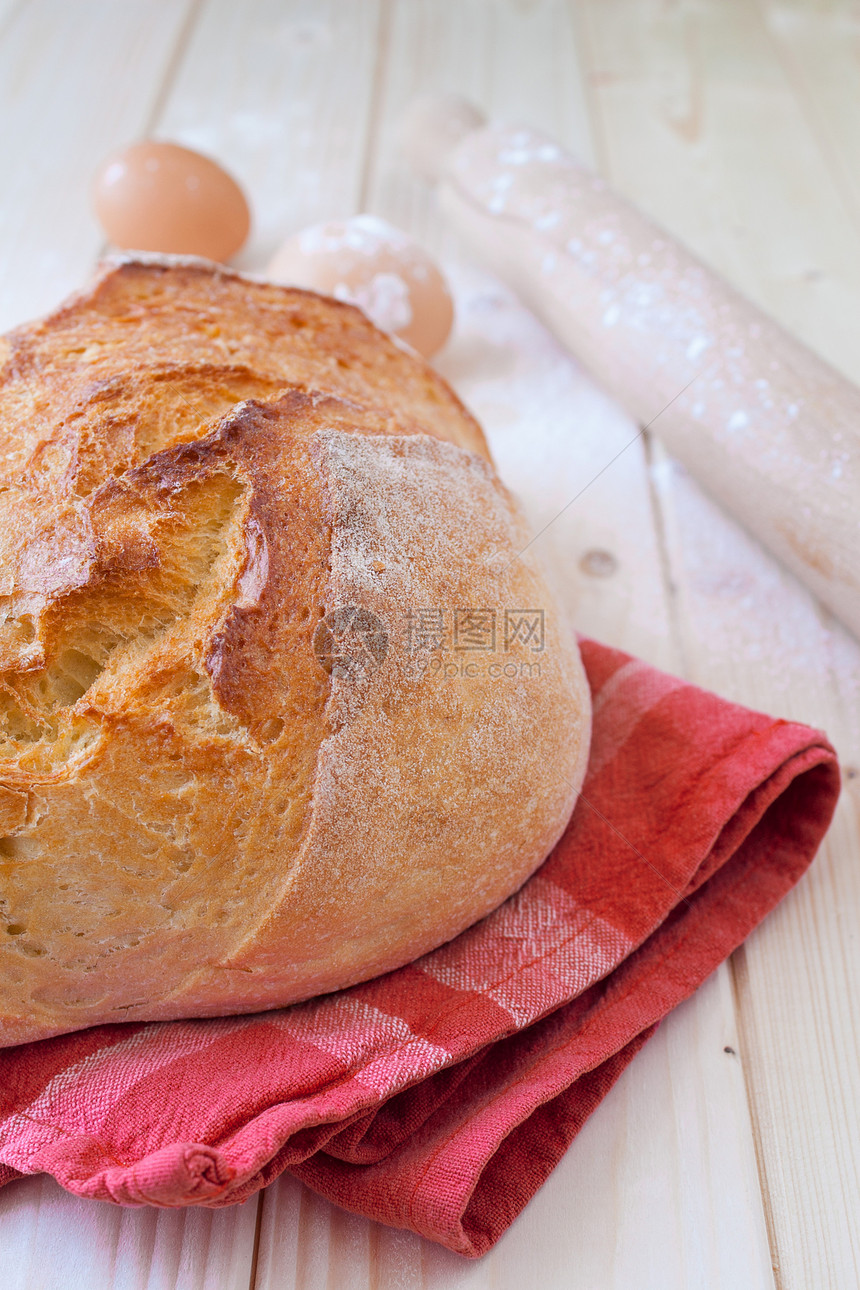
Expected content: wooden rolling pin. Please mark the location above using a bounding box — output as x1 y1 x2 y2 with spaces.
401 97 860 641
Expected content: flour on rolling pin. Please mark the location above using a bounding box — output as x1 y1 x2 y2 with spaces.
401 97 860 643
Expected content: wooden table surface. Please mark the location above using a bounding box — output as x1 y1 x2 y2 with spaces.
1 2 859 1287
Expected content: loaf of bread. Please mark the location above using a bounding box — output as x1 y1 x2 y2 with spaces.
0 256 590 1046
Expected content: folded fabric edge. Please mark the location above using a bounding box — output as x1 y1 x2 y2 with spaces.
290 746 840 1256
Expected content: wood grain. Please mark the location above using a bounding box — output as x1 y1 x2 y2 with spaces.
649 444 860 1290
0 1 856 1286
761 0 860 265
4 1176 259 1290
152 0 383 270
0 1173 259 1290
0 0 198 331
363 0 594 259
580 1 860 1284
577 0 860 384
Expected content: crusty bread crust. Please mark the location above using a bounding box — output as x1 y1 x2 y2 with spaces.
0 259 590 1046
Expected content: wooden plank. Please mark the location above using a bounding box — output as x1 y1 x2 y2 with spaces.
153 0 383 269
0 1173 259 1290
579 1 860 1284
363 0 595 259
649 446 860 1290
254 261 774 1287
576 0 860 383
0 0 198 331
760 0 860 292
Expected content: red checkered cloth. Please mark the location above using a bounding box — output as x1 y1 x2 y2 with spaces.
0 639 839 1257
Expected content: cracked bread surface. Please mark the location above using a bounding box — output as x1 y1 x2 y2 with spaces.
0 257 590 1046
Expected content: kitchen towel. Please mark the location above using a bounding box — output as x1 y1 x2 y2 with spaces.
0 638 840 1257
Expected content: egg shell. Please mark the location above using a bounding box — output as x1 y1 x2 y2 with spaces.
93 141 251 263
267 215 454 359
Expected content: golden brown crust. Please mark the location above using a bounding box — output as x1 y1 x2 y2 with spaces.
0 259 589 1046
0 255 488 496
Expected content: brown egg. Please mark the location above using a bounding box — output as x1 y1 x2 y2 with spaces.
93 141 250 263
267 215 454 358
